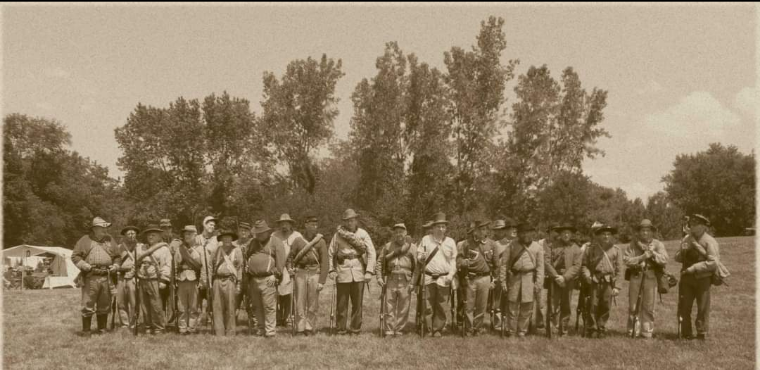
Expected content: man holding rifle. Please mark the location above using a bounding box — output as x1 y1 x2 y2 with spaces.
376 223 416 337
457 220 496 336
415 212 457 338
160 219 181 331
287 215 329 336
234 222 256 332
328 209 376 336
624 219 668 339
499 222 543 338
246 220 286 338
135 224 172 335
116 226 141 332
490 218 516 332
72 217 122 336
197 216 219 327
174 225 203 335
580 223 624 338
544 224 582 337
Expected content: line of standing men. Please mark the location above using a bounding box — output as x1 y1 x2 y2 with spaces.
73 210 721 341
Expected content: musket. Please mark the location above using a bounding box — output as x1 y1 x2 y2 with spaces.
450 284 457 333
109 270 116 331
201 238 214 329
546 246 553 338
488 284 494 332
677 277 683 340
379 284 387 337
329 276 336 335
133 254 141 336
630 267 647 338
169 243 178 332
291 269 297 337
575 285 584 334
460 243 470 338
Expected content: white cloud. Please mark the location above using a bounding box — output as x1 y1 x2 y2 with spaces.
643 91 741 139
733 86 756 119
43 67 72 79
636 80 664 95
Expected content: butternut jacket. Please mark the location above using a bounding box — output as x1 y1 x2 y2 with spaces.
623 239 668 271
135 243 172 283
581 243 624 288
456 238 497 276
499 240 544 303
117 243 142 280
675 233 719 279
287 235 329 285
376 241 417 283
72 234 121 270
328 227 376 284
544 243 583 285
246 235 286 278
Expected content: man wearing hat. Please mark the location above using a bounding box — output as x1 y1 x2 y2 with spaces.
457 220 497 336
174 225 203 335
544 224 583 336
115 226 142 331
234 222 256 330
246 220 286 337
580 223 624 338
272 213 305 327
196 215 219 326
581 221 604 257
159 218 181 331
490 218 516 330
535 225 559 330
624 219 668 339
210 228 244 336
675 214 720 340
71 217 122 336
287 215 329 336
415 212 457 337
376 223 417 336
328 209 377 335
499 223 544 337
135 224 173 334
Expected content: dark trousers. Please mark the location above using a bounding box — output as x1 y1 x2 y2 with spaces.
336 281 364 333
679 275 711 336
277 294 292 325
426 283 451 333
585 281 612 333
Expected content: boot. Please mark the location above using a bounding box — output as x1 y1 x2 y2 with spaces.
82 316 92 337
95 314 107 334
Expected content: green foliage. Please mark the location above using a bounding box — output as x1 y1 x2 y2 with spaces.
663 143 755 236
3 114 122 247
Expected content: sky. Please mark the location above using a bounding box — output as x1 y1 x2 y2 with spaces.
3 3 757 202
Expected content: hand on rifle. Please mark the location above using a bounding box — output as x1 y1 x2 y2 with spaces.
317 283 324 292
328 270 337 280
489 281 495 290
364 272 373 281
644 250 653 259
555 276 566 288
108 264 119 273
159 282 167 290
611 288 619 297
377 277 385 288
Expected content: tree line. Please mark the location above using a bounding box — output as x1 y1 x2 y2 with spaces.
3 16 755 249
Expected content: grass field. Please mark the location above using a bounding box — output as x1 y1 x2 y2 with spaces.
3 237 755 369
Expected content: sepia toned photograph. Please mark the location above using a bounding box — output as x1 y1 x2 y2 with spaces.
1 3 756 369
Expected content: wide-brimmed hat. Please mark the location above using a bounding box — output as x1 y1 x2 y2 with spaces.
590 221 603 230
689 214 711 227
422 221 434 229
276 214 296 224
593 224 618 235
516 223 536 233
238 222 252 230
160 219 172 228
553 224 577 233
120 225 139 235
430 212 449 225
141 224 163 236
392 223 407 231
635 219 657 231
305 215 318 223
342 209 359 220
491 220 507 230
217 229 238 241
182 225 198 234
91 217 111 229
251 220 272 235
469 220 490 233
504 218 518 229
203 216 217 226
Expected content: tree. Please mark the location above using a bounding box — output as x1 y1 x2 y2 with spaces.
349 42 408 224
444 16 518 214
4 114 123 247
663 143 755 236
261 55 344 193
646 191 684 240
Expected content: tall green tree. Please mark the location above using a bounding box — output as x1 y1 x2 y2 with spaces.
645 191 684 240
663 143 755 236
444 16 518 214
261 54 344 194
4 114 122 247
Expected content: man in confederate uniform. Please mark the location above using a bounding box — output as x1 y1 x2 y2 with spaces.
72 217 122 336
499 223 544 338
376 223 416 336
287 215 329 336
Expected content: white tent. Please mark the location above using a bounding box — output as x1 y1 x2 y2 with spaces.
2 245 80 289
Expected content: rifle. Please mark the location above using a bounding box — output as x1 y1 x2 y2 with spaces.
109 270 116 331
575 285 584 334
546 276 553 338
329 276 336 335
201 239 214 329
133 259 141 336
677 277 683 340
240 241 253 335
460 243 470 338
630 268 647 338
450 284 457 334
417 251 429 338
488 285 494 332
169 244 178 332
379 284 387 337
291 271 297 337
